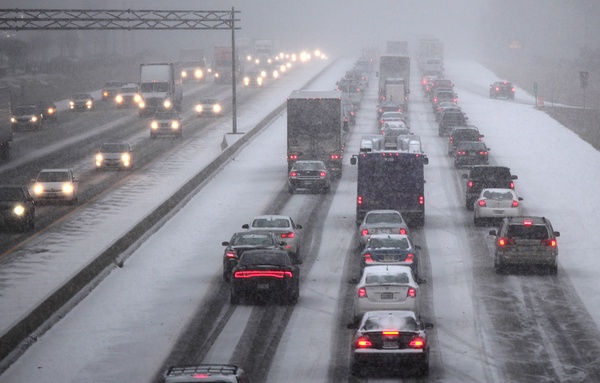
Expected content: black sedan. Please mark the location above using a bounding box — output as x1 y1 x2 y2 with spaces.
454 141 490 168
230 249 299 305
288 160 331 194
0 185 35 232
351 310 433 377
221 231 285 281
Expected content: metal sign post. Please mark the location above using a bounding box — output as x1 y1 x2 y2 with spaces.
580 71 589 110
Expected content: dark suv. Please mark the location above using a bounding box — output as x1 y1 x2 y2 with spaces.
447 126 484 155
438 109 468 136
162 365 250 383
489 217 559 274
0 185 35 232
461 165 518 210
490 81 515 99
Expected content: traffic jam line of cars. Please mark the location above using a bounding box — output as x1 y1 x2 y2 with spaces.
423 70 560 275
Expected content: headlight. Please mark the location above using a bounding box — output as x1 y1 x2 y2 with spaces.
103 91 108 97
13 204 25 217
134 94 142 103
215 72 220 78
86 100 93 106
243 77 250 86
181 70 188 78
62 183 74 195
48 108 55 114
31 116 38 122
96 153 103 162
171 121 180 129
10 117 15 123
272 70 279 79
257 77 263 86
115 95 123 103
33 183 44 195
213 104 222 113
69 101 75 106
195 104 203 113
163 99 172 109
260 70 267 78
194 69 203 79
139 101 146 109
121 153 131 162
151 121 158 129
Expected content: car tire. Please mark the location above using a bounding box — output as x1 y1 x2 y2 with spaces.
548 264 558 275
494 258 504 274
288 186 294 194
223 270 231 282
466 198 475 211
322 186 330 194
230 291 240 305
474 217 481 226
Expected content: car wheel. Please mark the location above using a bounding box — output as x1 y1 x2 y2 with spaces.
288 186 294 194
230 290 240 304
150 133 156 139
417 360 430 376
322 186 330 194
223 270 231 282
548 264 558 275
466 198 475 211
474 217 481 226
494 258 504 274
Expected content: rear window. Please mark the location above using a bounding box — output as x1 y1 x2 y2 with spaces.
238 251 289 266
363 314 418 332
252 218 290 228
365 272 409 284
368 237 409 250
365 212 402 224
453 129 480 139
507 224 549 240
470 167 511 179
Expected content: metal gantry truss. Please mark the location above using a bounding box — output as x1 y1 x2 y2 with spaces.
0 8 242 132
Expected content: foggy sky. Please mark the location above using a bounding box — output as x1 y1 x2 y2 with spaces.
2 0 599 61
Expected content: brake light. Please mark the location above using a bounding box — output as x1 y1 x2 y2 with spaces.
496 87 500 91
192 374 211 378
330 154 340 160
281 232 295 239
468 180 474 188
361 229 369 236
234 270 293 279
457 150 466 156
383 331 399 336
511 200 519 207
290 171 298 178
409 337 426 349
363 253 374 263
498 237 515 246
405 253 414 263
226 251 237 259
479 151 488 155
320 171 327 177
399 228 407 235
407 287 416 298
288 154 298 160
523 219 533 226
358 287 367 298
510 181 515 189
433 97 438 103
419 195 424 205
541 239 557 247
357 195 363 205
449 137 453 143
478 199 486 207
356 336 372 348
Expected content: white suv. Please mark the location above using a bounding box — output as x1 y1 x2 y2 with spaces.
32 168 78 204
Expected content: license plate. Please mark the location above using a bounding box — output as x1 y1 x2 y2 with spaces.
383 255 396 262
381 292 394 300
257 283 270 290
383 341 398 349
493 210 505 214
469 153 476 156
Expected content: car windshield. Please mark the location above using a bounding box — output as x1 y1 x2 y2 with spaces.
201 99 217 104
507 224 549 240
365 272 409 284
154 112 178 119
482 190 513 200
100 144 129 153
231 235 274 247
363 314 419 332
252 218 290 228
382 112 403 119
0 187 24 201
365 212 402 224
15 106 37 114
120 87 137 93
73 94 90 100
37 171 70 182
238 252 288 266
369 237 410 249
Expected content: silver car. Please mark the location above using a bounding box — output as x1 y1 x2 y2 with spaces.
31 168 78 204
242 215 302 263
473 188 522 226
489 216 560 274
357 210 410 247
95 143 133 170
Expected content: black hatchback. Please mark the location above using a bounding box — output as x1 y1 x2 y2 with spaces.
0 185 35 232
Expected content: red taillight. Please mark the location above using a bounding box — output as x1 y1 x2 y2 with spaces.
468 181 474 188
523 219 533 226
511 200 519 207
320 171 327 177
290 171 298 178
479 151 488 155
358 287 367 298
541 239 557 247
363 253 374 263
380 119 384 125
330 154 340 160
498 237 515 247
356 336 372 348
399 228 407 235
419 195 424 205
407 287 416 298
449 137 453 143
281 232 295 239
409 336 426 349
510 181 515 189
226 251 237 259
233 270 293 279
457 150 466 156
478 199 486 207
361 229 369 236
288 154 298 160
496 87 500 91
192 374 211 378
357 195 363 205
405 253 414 263
511 88 515 92
433 97 438 103
453 98 457 103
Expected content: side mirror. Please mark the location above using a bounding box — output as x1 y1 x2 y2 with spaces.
554 231 560 237
280 241 287 246
242 224 249 229
415 245 422 250
222 241 229 246
518 197 523 201
511 175 519 180
350 156 357 165
349 277 359 284
424 323 434 330
347 322 357 330
295 224 303 229
417 278 427 284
